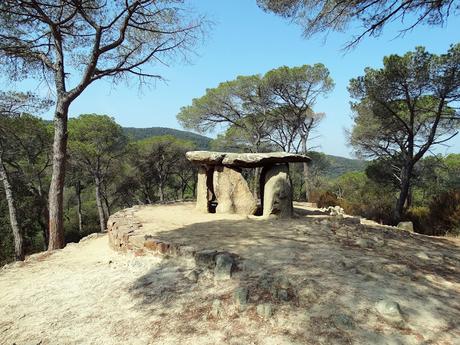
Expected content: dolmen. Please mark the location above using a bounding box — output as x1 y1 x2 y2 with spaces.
186 151 311 218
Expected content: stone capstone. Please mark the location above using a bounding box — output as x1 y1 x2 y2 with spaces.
261 164 293 218
186 151 310 168
213 166 257 215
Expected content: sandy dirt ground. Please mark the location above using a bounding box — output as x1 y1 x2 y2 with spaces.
1 202 459 345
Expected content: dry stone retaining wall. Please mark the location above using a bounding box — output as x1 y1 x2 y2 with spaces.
107 206 239 279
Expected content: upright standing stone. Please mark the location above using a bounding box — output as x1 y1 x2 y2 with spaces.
213 166 257 215
262 164 293 218
195 166 209 213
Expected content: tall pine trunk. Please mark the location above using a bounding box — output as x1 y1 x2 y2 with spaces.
301 136 310 201
159 183 165 202
94 175 107 232
36 185 49 250
395 163 413 223
48 101 69 250
0 155 24 261
41 203 50 250
102 192 111 220
252 167 259 199
75 180 83 234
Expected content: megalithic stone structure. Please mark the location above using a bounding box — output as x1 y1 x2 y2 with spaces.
186 151 310 218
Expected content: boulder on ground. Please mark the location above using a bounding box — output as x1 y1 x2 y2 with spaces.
397 221 414 232
375 300 404 326
262 164 293 218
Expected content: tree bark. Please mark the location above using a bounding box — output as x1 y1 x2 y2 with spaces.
40 204 50 250
48 101 69 250
181 183 186 200
301 135 310 201
158 183 165 202
0 155 24 261
395 163 413 222
252 167 259 199
75 180 83 234
101 189 110 221
94 175 107 232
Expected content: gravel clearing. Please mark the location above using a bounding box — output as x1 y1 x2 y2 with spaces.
1 203 459 345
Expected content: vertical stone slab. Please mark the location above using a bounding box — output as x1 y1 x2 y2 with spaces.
262 164 293 218
195 166 209 213
213 166 257 215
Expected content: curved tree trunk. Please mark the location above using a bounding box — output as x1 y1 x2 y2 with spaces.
0 155 24 261
48 102 69 250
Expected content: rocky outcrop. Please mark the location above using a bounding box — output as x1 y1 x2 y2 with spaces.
261 164 293 218
213 166 257 215
186 151 310 168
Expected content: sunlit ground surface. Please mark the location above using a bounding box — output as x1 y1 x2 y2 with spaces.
1 203 459 345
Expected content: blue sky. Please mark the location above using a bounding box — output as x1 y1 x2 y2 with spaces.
4 1 460 157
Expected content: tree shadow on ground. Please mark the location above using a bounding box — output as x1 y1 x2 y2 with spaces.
127 214 460 344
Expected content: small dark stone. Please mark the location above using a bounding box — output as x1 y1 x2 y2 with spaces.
277 289 289 301
234 287 249 309
332 313 356 330
194 249 218 269
214 253 234 280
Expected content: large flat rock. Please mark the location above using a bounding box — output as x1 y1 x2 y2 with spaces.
186 151 311 167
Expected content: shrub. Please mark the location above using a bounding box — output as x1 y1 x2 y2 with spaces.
406 191 460 236
428 190 460 236
311 191 339 208
406 206 431 234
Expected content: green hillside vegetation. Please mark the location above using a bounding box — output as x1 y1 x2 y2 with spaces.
123 127 211 150
124 126 367 178
324 154 367 178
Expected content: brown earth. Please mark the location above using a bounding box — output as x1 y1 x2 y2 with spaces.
1 202 459 345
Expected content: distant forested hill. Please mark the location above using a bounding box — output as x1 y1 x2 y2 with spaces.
122 127 211 149
122 126 366 177
325 154 367 178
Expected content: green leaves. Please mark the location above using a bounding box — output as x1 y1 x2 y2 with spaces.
68 114 127 175
177 64 334 153
349 44 460 161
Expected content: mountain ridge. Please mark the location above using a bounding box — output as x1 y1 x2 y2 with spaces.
122 126 367 177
